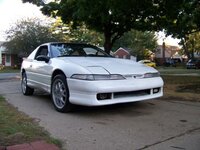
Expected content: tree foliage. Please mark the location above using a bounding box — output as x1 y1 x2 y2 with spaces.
22 0 200 57
180 32 200 58
51 17 104 46
153 0 200 59
113 30 157 60
160 0 200 37
22 0 158 53
3 18 61 56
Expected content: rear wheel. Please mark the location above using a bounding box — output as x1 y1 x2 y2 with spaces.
51 74 73 112
21 72 34 95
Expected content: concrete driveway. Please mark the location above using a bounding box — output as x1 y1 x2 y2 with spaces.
0 79 200 150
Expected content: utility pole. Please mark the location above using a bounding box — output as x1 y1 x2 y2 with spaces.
162 41 166 65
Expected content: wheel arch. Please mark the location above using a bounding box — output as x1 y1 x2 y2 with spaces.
21 68 26 75
21 68 34 95
51 69 66 83
51 70 73 112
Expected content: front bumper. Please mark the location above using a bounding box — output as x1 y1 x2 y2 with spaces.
67 77 164 106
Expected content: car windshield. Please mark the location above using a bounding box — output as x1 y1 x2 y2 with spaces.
50 43 110 58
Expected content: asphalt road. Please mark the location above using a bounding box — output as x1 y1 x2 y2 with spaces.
0 79 200 150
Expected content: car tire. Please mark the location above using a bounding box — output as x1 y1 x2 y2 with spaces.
51 74 73 112
21 72 34 95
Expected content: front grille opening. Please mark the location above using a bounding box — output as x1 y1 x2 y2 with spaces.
97 93 112 100
114 89 151 99
97 88 159 101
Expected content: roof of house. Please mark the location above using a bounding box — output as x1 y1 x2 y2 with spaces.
0 42 10 54
114 47 131 55
157 45 180 51
0 41 4 46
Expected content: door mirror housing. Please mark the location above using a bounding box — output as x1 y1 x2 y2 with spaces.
36 55 50 63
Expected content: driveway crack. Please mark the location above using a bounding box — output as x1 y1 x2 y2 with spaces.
137 127 200 150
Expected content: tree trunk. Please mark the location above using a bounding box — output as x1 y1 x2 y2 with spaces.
181 38 191 59
103 33 113 54
191 39 195 59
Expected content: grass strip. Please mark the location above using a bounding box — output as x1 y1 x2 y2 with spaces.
0 67 20 73
162 75 200 102
0 95 62 148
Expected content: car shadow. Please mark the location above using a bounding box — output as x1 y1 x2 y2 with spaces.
32 91 157 117
72 101 155 116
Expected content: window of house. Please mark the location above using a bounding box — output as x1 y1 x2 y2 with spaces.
6 54 10 63
157 48 161 54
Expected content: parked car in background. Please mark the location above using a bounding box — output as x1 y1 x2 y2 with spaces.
186 59 200 69
21 42 163 112
138 60 156 68
164 59 176 67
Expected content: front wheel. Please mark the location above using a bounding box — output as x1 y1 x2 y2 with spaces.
51 74 73 112
21 72 34 95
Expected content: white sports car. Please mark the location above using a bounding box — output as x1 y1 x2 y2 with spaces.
21 42 164 112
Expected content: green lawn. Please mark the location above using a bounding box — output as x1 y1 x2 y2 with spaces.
0 96 62 148
0 67 20 73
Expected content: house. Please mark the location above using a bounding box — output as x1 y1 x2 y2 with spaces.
155 43 181 65
0 42 18 67
113 47 136 61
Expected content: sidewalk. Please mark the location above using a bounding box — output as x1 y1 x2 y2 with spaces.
0 141 60 150
0 73 20 80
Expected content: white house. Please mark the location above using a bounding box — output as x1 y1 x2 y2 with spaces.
0 42 4 65
155 44 181 64
0 41 17 67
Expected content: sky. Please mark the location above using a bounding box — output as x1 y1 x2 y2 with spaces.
0 0 180 46
0 0 46 41
156 31 180 47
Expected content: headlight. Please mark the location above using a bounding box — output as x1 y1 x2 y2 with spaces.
143 72 160 78
71 74 125 80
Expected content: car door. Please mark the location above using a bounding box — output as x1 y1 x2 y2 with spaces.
30 45 52 91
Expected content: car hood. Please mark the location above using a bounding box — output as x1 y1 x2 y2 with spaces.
62 57 158 75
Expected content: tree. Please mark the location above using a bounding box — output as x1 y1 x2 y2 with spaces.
22 0 200 57
3 18 62 56
155 0 200 59
51 17 104 46
180 32 200 58
113 30 157 60
22 0 159 54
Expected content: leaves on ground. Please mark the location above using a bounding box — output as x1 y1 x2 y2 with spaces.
162 75 200 102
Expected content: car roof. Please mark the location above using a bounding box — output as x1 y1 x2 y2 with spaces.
41 42 92 46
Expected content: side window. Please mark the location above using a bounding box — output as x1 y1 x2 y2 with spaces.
35 46 49 59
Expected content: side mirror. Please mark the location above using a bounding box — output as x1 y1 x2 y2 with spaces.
36 55 50 63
